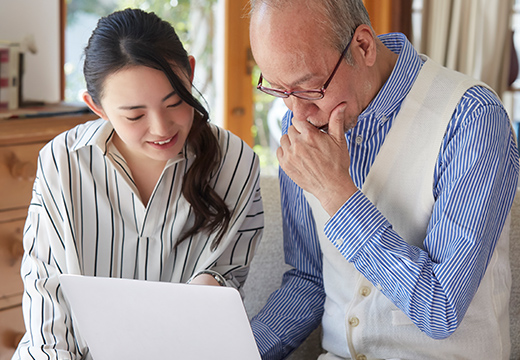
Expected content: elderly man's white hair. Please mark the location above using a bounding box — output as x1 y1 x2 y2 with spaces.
249 0 372 54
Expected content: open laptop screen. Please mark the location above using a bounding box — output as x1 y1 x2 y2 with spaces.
60 274 261 360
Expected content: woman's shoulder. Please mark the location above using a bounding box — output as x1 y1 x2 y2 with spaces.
40 118 107 155
208 123 256 156
207 123 259 175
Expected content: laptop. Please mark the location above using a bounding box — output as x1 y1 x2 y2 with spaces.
59 274 261 360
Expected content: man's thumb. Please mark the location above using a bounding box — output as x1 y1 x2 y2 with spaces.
328 102 347 142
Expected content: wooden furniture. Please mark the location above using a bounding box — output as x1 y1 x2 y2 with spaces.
0 111 97 359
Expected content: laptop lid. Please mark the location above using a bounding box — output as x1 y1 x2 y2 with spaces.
59 274 261 360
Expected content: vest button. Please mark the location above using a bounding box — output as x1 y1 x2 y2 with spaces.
348 316 360 327
356 355 367 360
359 286 371 297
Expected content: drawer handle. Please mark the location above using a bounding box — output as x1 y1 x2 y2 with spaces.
1 329 25 349
8 153 36 181
0 237 24 266
8 238 24 266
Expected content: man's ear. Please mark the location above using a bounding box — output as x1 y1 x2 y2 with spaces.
351 24 377 68
82 91 108 120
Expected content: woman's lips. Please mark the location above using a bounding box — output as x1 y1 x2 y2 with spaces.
148 135 177 149
153 137 173 145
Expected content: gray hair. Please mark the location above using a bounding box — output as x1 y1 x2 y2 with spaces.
249 0 372 54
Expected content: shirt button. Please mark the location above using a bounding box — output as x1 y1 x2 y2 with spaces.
348 316 360 327
356 355 367 360
359 286 371 297
336 238 344 246
355 135 363 145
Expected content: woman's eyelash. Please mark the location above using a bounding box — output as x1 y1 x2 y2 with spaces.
168 99 183 108
124 99 182 120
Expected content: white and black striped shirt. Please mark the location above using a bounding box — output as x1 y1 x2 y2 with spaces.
14 119 263 359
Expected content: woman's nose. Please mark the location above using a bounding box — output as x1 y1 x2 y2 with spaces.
149 111 171 135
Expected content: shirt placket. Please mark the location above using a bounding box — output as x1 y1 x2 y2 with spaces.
344 275 374 360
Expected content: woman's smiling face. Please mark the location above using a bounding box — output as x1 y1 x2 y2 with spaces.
85 61 195 166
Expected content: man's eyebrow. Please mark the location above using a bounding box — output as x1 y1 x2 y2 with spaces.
117 91 178 110
264 73 315 89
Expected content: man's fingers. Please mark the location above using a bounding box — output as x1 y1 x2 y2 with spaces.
291 116 313 134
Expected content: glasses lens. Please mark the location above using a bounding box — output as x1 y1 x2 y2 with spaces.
259 87 289 98
292 91 324 100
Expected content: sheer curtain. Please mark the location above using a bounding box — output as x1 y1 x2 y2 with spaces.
420 0 513 96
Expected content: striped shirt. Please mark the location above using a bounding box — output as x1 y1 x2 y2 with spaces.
251 33 520 359
14 119 264 360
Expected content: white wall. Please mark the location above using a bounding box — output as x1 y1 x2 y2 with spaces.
0 0 61 103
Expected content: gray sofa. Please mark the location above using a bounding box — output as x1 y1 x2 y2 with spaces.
243 175 520 360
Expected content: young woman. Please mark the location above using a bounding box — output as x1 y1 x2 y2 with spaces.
13 8 263 359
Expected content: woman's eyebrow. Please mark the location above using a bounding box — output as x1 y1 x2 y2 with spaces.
118 104 145 110
162 90 177 102
117 91 178 110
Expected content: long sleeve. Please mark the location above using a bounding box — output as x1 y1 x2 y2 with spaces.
201 146 264 291
324 87 520 339
250 33 519 359
251 169 325 360
14 159 86 359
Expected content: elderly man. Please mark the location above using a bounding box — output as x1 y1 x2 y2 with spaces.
248 0 519 359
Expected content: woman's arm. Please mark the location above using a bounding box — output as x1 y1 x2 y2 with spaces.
14 155 85 360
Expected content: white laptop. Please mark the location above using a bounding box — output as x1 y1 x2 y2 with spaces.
60 274 261 360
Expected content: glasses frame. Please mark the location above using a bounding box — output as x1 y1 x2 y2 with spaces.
256 37 353 101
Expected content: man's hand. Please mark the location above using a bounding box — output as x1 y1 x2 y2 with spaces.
277 103 358 216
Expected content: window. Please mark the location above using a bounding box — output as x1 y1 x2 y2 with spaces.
64 0 224 125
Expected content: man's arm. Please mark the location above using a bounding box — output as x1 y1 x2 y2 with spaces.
324 88 520 338
251 169 325 360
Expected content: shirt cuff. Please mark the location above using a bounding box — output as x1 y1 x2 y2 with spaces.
324 190 388 261
250 319 285 360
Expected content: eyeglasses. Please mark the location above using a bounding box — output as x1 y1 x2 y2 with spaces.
256 37 353 101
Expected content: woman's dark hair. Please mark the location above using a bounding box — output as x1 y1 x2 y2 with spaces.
84 8 230 250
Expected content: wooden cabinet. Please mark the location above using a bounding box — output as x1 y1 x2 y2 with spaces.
0 112 97 358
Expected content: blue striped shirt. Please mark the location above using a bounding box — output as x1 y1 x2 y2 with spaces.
251 33 520 359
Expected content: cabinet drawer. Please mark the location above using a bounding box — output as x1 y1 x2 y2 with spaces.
0 306 25 360
0 142 44 212
0 219 25 301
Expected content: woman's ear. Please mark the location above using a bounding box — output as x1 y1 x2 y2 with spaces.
188 55 196 83
82 91 108 120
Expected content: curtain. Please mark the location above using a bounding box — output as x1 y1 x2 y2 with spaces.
420 0 513 96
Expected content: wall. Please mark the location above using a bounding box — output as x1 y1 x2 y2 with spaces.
0 0 61 103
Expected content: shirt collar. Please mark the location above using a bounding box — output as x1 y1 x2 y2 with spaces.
359 32 424 125
70 119 115 154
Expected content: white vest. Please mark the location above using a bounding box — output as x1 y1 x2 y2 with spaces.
304 57 511 360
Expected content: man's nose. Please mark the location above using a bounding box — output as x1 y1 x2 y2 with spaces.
284 96 316 121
